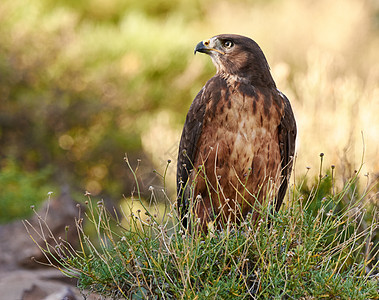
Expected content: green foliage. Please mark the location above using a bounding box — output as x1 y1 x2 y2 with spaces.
0 0 200 200
24 160 379 299
0 159 54 223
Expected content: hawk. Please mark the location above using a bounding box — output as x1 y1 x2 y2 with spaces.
177 34 296 231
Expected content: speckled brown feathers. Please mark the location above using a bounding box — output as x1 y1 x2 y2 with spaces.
177 34 296 231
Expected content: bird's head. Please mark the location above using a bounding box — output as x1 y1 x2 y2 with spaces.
194 34 275 87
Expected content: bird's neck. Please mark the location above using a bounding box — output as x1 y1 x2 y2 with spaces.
220 72 250 86
219 72 276 89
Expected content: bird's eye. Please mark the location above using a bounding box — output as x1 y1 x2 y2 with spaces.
223 40 234 48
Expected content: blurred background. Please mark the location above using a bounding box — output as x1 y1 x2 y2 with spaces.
1 0 379 223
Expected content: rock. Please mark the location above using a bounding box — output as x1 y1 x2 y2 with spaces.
0 269 78 300
0 187 80 270
41 287 77 300
23 284 48 300
0 189 111 299
0 269 109 300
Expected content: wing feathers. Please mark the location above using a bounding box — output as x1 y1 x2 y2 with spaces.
276 92 297 211
177 88 206 220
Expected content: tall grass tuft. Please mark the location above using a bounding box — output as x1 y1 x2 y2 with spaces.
24 155 378 299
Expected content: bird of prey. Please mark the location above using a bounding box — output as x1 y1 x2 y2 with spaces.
177 34 296 231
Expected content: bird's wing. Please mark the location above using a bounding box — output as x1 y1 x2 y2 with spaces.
177 87 206 219
276 92 297 211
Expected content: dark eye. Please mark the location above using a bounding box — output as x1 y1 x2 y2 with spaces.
223 40 234 48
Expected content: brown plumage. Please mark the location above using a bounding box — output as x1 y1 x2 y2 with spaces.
177 34 296 231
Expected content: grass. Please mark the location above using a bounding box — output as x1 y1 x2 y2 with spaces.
24 155 378 299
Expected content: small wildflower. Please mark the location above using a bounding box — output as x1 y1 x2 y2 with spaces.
30 205 35 210
121 236 126 242
84 191 91 196
319 152 324 157
327 210 333 217
148 185 154 191
47 191 53 196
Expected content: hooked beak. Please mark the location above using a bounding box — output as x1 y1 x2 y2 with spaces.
194 39 225 55
194 40 209 54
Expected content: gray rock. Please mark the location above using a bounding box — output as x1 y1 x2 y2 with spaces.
42 286 77 300
0 189 112 299
0 188 79 271
0 269 78 300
